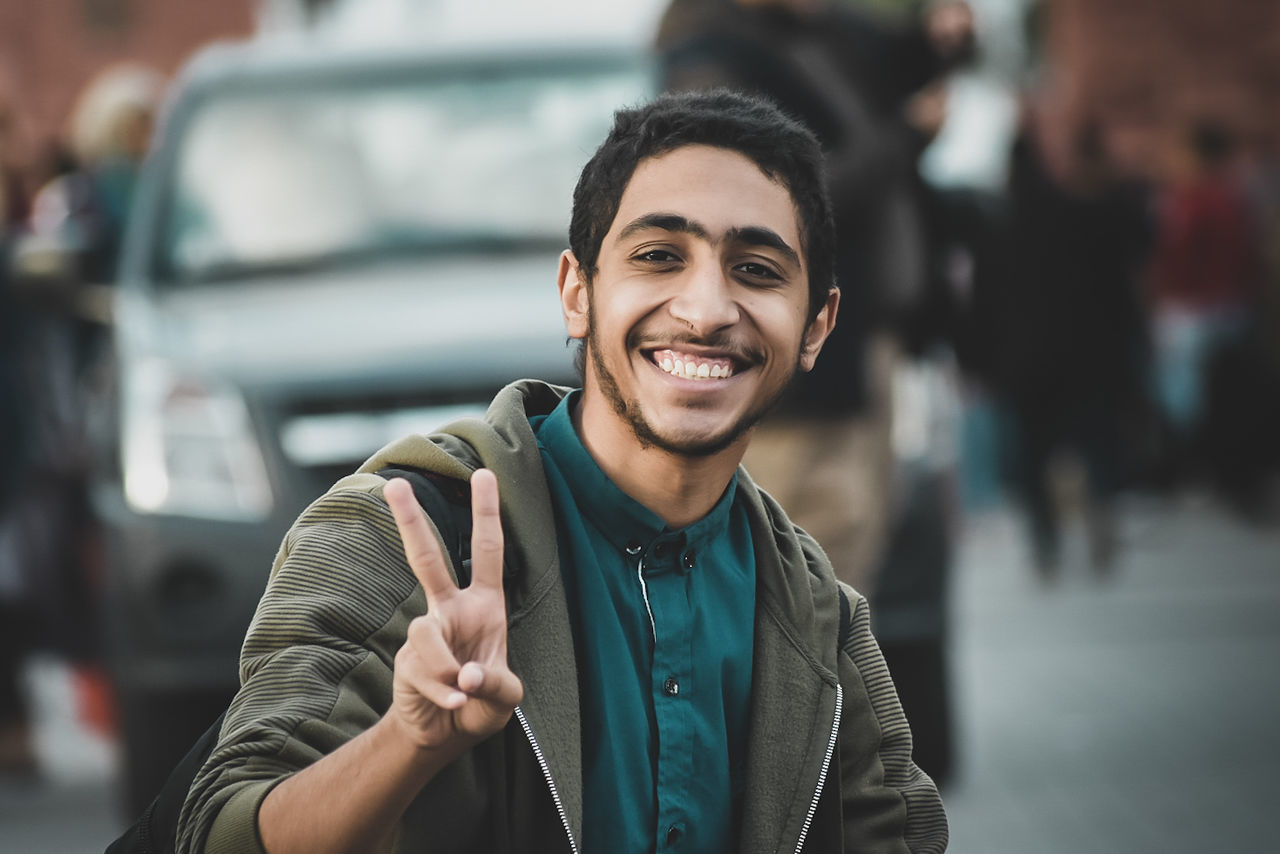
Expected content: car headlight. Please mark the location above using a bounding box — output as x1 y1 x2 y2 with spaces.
122 359 272 521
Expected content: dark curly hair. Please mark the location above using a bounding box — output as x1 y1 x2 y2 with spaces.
568 88 836 323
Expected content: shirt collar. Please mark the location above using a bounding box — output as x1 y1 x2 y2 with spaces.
534 390 738 558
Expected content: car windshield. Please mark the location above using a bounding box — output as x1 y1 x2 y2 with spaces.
160 59 649 284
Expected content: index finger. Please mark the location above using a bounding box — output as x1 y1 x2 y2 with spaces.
384 477 456 605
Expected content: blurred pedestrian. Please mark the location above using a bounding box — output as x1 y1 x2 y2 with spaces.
1194 135 1280 519
0 66 162 776
996 116 1153 576
1145 120 1260 488
0 83 38 778
36 62 164 284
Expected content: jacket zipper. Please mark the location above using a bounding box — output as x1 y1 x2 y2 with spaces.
513 704 580 854
793 683 843 853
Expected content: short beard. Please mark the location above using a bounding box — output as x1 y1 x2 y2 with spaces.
584 313 797 459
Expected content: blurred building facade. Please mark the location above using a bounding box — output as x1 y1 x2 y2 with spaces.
1043 0 1280 178
0 0 256 153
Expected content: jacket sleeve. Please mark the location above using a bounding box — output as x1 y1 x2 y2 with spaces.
176 482 423 854
836 584 948 853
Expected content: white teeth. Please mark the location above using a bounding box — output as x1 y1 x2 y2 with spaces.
655 351 734 380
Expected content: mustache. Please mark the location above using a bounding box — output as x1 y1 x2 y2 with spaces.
629 329 765 366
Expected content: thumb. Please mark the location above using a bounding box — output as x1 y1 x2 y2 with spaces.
457 661 524 708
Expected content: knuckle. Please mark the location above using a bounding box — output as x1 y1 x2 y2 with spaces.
394 643 418 676
405 540 442 568
472 534 504 555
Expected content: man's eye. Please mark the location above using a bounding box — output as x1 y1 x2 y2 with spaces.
636 249 680 264
736 262 782 281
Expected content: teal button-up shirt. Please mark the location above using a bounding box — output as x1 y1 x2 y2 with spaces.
531 392 756 853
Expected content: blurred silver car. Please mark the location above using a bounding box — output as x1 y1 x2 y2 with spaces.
92 39 653 813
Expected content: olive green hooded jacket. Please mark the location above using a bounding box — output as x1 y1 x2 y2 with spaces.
177 380 946 854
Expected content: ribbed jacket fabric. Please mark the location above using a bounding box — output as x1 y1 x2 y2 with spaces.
176 380 946 854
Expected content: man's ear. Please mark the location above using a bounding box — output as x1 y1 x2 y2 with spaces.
558 250 590 340
799 286 840 372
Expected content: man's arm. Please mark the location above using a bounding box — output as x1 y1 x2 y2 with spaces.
255 709 460 853
176 471 520 854
256 472 521 854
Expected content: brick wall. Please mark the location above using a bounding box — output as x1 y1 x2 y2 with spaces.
0 0 254 165
1046 0 1280 177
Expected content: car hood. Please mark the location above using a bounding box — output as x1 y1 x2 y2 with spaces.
117 254 577 394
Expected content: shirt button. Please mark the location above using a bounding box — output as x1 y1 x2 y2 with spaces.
663 676 680 696
681 550 696 570
625 540 643 556
666 824 683 845
654 541 671 558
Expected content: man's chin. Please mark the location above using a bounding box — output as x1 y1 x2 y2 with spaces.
629 415 754 459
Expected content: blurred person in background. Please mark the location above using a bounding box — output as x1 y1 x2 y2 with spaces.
0 82 38 777
1184 132 1280 522
654 0 975 785
33 62 166 285
993 113 1153 578
0 65 164 769
1144 120 1260 494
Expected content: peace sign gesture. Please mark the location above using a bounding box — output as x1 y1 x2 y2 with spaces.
384 469 523 755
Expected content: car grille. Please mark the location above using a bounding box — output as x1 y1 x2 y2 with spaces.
277 388 491 499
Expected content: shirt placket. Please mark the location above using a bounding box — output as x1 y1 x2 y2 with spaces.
640 533 694 850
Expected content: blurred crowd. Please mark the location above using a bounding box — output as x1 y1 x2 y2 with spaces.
653 0 1280 789
1 0 1279 802
0 63 165 776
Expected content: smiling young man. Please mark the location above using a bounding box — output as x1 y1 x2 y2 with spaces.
176 90 947 854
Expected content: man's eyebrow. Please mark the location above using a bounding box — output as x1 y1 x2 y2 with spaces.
616 212 709 242
727 225 801 268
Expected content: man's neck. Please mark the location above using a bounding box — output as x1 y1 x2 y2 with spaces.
570 397 746 530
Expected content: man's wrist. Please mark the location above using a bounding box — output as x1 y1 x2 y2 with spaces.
377 709 474 769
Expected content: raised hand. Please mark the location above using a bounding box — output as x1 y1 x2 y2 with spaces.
383 469 523 755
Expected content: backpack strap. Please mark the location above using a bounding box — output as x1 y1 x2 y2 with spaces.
104 709 226 854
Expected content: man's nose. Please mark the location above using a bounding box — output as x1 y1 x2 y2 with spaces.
668 262 740 335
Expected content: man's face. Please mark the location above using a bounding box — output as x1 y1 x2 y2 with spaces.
560 144 836 458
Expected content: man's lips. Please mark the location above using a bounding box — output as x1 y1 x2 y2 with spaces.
648 348 742 380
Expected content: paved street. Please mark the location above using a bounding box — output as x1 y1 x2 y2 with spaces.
943 495 1280 853
1 493 1277 852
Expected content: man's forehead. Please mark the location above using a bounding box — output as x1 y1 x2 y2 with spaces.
609 144 803 244
627 143 782 195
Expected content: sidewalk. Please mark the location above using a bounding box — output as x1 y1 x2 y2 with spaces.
942 494 1280 853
